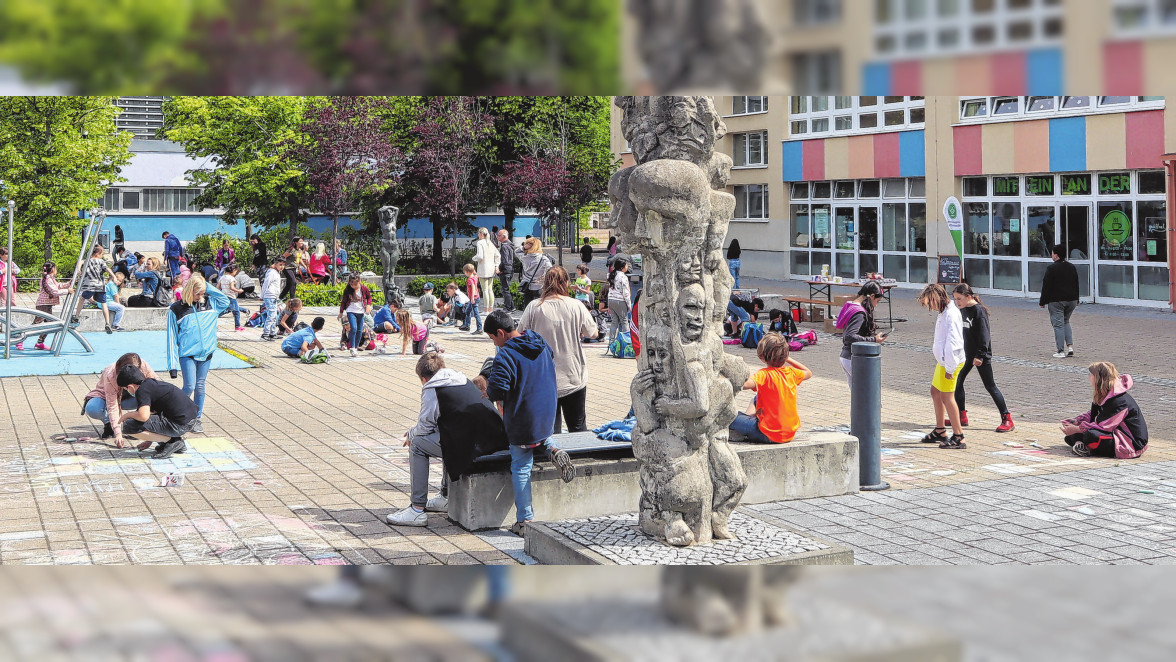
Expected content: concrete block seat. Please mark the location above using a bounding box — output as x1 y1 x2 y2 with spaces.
447 430 859 531
70 299 260 332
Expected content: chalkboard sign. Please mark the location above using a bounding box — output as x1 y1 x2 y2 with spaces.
937 255 962 284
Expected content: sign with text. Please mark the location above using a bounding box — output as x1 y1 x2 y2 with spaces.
1061 174 1090 195
1025 176 1054 196
937 255 962 284
1098 172 1131 195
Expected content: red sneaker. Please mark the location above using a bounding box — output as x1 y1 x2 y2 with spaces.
944 410 969 428
995 413 1014 433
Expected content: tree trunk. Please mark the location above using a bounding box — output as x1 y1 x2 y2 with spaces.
503 205 517 240
449 217 457 277
431 214 444 270
288 214 299 245
331 215 339 285
556 208 563 267
43 224 53 262
245 220 253 241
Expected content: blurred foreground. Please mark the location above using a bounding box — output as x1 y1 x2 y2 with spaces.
0 566 1171 661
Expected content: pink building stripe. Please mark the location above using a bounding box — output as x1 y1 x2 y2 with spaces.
990 52 1026 96
953 125 983 176
873 133 901 178
1105 42 1143 95
1125 110 1164 169
802 139 825 181
892 60 922 95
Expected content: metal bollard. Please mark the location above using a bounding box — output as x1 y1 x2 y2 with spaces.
851 342 889 491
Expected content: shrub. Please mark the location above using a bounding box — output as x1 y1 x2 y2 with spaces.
404 273 525 301
295 282 386 307
186 232 253 269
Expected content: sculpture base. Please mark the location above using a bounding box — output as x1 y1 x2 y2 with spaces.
500 592 961 662
524 510 853 566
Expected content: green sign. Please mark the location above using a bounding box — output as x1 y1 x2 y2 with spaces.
994 177 1019 196
1026 176 1053 195
1061 174 1090 195
1101 209 1131 246
1099 173 1131 195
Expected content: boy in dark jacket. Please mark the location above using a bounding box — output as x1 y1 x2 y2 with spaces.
483 310 575 535
1039 247 1080 358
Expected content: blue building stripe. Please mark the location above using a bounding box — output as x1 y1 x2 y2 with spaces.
898 130 926 177
1049 117 1086 172
1027 48 1063 96
862 62 892 96
781 141 804 182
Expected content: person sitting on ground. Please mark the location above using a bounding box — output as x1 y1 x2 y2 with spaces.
104 272 127 332
371 299 401 353
84 353 158 448
386 352 510 527
483 310 576 536
198 260 218 284
177 258 192 286
434 291 454 325
218 264 246 331
32 261 73 351
73 244 118 334
116 363 198 459
282 316 327 360
1062 361 1149 459
418 283 437 324
235 268 256 298
728 333 812 444
396 309 429 355
276 298 303 337
725 293 764 338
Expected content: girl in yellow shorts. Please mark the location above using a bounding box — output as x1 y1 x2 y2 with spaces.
918 284 967 449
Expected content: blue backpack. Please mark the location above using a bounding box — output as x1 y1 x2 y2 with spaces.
741 322 765 349
608 331 636 359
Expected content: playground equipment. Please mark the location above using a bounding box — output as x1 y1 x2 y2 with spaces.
1 204 106 359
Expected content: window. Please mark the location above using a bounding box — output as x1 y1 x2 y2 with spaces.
1062 96 1091 109
788 96 924 137
795 0 842 25
1100 96 1132 106
100 188 120 211
992 97 1019 115
1098 201 1134 261
734 185 769 219
960 96 1164 122
963 177 987 197
1138 170 1165 194
1114 0 1176 33
1025 175 1054 195
732 96 768 115
883 178 906 197
859 180 881 197
909 178 926 197
993 176 1019 196
141 188 202 213
1027 96 1056 112
732 131 768 167
791 183 811 199
874 0 1063 59
813 182 832 198
1098 172 1131 195
792 51 842 94
122 190 140 210
834 181 855 198
961 98 987 118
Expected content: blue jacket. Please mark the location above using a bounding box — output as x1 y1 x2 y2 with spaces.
372 305 400 331
487 330 557 447
166 284 231 370
164 235 183 259
138 270 159 297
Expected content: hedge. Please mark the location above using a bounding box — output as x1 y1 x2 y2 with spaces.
295 282 386 307
402 274 605 303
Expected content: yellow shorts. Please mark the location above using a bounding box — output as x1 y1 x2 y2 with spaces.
932 363 964 393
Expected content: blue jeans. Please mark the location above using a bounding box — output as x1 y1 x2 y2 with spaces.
508 439 556 523
107 300 125 327
347 312 365 349
727 301 751 323
179 355 212 419
262 297 279 335
218 298 241 327
84 396 138 423
464 298 482 332
167 257 180 278
485 566 509 602
729 412 772 443
728 258 741 289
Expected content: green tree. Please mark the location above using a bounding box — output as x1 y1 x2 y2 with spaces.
0 96 132 263
161 96 313 242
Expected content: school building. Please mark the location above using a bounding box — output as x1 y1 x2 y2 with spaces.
611 94 1176 310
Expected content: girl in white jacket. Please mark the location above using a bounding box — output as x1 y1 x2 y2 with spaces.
918 283 967 449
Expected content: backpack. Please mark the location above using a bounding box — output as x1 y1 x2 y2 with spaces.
301 348 330 364
592 309 611 342
741 322 765 349
152 275 173 308
608 331 636 358
245 311 262 328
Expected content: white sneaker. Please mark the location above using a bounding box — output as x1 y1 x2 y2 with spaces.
1052 351 1068 358
386 506 427 526
377 346 386 354
425 494 449 512
1067 346 1074 357
305 579 363 608
350 348 358 357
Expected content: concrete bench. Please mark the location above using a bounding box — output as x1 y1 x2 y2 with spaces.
446 430 859 531
68 300 260 332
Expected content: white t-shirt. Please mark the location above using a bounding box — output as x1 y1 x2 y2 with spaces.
345 300 365 315
452 289 470 306
218 274 238 299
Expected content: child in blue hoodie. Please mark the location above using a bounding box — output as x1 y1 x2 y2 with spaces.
166 275 231 433
483 310 576 535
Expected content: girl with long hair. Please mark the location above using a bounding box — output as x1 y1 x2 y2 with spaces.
309 242 330 284
726 239 742 289
917 283 966 449
337 274 372 357
395 309 429 355
33 261 74 350
952 283 1014 432
166 274 231 433
249 234 267 277
834 281 888 385
1061 362 1149 458
606 257 632 348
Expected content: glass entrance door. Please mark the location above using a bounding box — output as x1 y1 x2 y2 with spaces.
1060 204 1093 300
857 206 880 278
1025 205 1056 294
833 206 856 278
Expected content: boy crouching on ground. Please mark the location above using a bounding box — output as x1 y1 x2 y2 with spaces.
282 317 328 362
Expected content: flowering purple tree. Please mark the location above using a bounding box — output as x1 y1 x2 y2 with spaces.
405 96 495 275
289 96 401 283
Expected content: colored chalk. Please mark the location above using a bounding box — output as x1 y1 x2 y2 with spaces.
1139 490 1155 494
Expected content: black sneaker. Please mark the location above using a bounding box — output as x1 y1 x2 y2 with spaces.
153 438 187 460
101 422 114 439
190 419 204 434
104 324 113 334
550 448 576 483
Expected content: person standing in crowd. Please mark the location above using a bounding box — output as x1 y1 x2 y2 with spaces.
518 266 598 434
918 284 966 450
606 235 617 258
280 238 300 300
473 228 501 314
606 257 632 348
33 261 73 351
579 238 593 266
726 238 742 289
1061 362 1148 459
338 273 373 358
166 275 230 434
249 234 267 278
333 239 348 279
163 231 183 278
83 352 158 447
215 239 235 276
519 237 552 311
952 284 1014 433
835 281 888 385
496 229 516 312
483 310 576 536
460 264 483 334
571 264 594 309
1040 245 1080 359
218 264 246 331
73 244 118 335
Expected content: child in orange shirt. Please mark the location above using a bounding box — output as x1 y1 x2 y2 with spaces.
730 333 812 443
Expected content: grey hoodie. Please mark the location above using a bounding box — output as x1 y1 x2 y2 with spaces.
407 368 469 441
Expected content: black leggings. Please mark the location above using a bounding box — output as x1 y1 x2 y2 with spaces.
553 387 588 434
954 357 1009 415
280 268 298 300
1064 432 1116 458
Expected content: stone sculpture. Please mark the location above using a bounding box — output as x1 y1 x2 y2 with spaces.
377 205 402 303
662 566 802 637
611 96 751 547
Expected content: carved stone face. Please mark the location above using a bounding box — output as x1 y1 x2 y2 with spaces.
645 331 671 377
677 251 702 284
678 284 706 342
